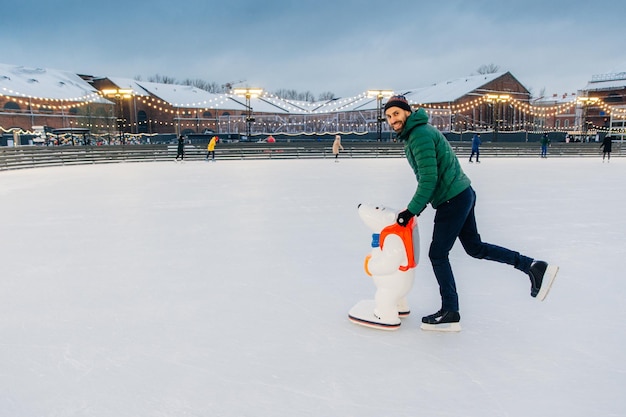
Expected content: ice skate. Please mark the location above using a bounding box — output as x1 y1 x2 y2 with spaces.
420 310 461 332
528 260 559 301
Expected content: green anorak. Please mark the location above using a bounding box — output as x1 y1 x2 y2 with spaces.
397 108 471 216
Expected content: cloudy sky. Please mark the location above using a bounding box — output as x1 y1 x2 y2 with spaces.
3 0 624 98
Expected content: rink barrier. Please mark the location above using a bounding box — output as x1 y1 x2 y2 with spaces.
0 141 621 171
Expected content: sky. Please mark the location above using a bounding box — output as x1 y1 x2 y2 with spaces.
2 0 625 98
1 156 624 416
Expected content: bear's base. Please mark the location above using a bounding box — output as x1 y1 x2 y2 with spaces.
348 300 402 331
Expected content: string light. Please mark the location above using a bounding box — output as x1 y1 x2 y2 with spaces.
3 85 625 136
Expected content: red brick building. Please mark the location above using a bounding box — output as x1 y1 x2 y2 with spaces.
401 71 531 133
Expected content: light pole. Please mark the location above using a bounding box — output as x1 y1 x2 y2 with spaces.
484 94 510 142
102 88 133 145
576 96 599 142
367 90 394 141
233 88 263 141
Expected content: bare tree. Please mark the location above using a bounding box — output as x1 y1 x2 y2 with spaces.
476 64 500 74
180 78 223 93
273 89 327 102
538 87 546 99
273 89 300 100
205 82 223 93
299 91 316 102
317 91 336 101
147 74 177 84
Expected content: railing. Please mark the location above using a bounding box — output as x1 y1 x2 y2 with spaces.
451 142 624 158
0 141 621 171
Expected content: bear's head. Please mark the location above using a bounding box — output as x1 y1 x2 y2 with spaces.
357 203 398 232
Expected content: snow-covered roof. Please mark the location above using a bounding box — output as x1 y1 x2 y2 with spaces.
119 72 510 114
284 73 515 114
287 93 379 113
402 72 506 104
532 92 579 105
135 80 238 110
0 62 553 115
104 77 151 97
584 72 626 92
105 78 309 114
0 63 109 103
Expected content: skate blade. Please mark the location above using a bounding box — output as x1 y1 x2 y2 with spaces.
348 315 401 331
537 265 559 301
420 322 462 332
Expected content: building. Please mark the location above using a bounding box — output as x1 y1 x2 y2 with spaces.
531 92 578 133
0 63 112 145
9 61 623 145
578 72 626 140
400 71 531 133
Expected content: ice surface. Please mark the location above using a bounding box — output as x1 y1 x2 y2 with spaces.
1 157 624 417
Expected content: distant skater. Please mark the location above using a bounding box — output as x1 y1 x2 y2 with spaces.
540 133 550 158
600 135 612 162
175 135 185 161
206 135 218 161
332 134 344 162
469 133 481 163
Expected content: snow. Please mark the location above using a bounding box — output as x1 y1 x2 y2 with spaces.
106 76 340 113
105 77 151 97
0 157 624 417
403 72 505 104
585 71 626 91
0 63 108 103
0 61 511 115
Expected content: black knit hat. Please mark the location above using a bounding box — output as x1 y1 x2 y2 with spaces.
384 95 412 113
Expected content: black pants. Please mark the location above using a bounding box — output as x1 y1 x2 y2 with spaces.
429 186 533 311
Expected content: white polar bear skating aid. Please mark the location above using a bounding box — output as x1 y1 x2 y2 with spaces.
348 203 419 330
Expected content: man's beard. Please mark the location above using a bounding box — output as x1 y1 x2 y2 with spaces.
392 121 404 133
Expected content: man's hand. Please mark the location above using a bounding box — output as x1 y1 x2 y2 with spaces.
396 209 414 227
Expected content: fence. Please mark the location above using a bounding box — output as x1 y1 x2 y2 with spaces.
0 141 621 171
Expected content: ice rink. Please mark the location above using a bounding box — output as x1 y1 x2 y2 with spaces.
1 156 624 417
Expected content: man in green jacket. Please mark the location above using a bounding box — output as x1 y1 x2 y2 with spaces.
384 95 558 332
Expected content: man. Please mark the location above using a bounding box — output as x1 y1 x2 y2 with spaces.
540 133 550 158
175 135 185 161
469 133 481 163
384 95 558 332
600 135 612 162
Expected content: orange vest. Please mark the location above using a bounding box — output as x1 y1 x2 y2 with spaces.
379 217 417 271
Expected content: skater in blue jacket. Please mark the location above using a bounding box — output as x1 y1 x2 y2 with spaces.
469 133 481 163
540 133 550 158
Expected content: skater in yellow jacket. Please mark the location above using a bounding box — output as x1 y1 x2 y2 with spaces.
206 136 217 161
